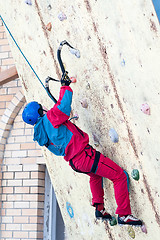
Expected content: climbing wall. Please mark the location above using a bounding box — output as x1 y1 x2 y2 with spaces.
1 0 160 239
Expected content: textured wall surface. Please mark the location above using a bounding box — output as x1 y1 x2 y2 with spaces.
1 0 160 239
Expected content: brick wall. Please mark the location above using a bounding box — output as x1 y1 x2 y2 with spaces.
0 20 18 119
0 22 15 72
0 19 46 240
1 164 45 239
0 79 22 119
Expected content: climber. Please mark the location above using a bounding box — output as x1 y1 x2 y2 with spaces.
22 72 143 226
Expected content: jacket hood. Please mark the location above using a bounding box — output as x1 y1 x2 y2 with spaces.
33 117 49 146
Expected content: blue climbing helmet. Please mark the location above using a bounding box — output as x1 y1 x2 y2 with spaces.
22 101 42 125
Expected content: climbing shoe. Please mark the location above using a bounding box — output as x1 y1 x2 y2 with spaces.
95 204 112 221
118 214 143 226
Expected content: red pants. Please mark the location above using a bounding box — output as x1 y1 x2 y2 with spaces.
70 145 131 215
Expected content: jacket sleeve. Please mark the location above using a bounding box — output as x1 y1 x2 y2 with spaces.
46 86 73 127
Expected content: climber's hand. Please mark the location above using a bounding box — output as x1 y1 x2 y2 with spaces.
61 71 71 86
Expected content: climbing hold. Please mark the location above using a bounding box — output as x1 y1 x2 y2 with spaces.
94 142 99 147
109 128 119 143
47 4 52 10
69 113 79 121
81 99 88 108
66 202 74 218
127 226 135 239
109 217 117 226
121 59 125 66
74 113 79 120
58 12 67 21
70 48 80 58
25 0 32 5
93 134 100 147
131 169 140 181
140 103 150 115
46 22 52 31
86 83 90 89
70 77 77 83
141 224 147 234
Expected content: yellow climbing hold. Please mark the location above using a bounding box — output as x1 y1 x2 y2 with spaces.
127 226 135 239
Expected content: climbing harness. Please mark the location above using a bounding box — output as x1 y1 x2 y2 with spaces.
0 16 80 103
69 145 101 174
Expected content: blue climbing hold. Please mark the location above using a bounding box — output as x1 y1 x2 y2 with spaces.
109 128 119 143
25 0 32 5
121 59 125 66
58 12 67 21
66 202 74 218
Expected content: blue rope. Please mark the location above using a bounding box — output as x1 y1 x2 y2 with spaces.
0 15 55 101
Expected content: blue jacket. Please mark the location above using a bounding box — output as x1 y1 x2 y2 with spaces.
33 86 89 161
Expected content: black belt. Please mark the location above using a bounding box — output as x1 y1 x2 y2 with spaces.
69 150 101 174
91 151 100 173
